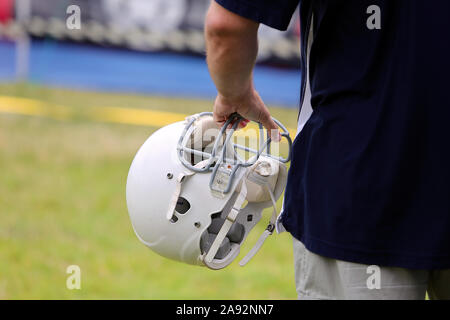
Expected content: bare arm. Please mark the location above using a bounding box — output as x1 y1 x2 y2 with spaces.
205 1 279 138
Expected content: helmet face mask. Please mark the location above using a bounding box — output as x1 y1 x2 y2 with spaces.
126 112 292 270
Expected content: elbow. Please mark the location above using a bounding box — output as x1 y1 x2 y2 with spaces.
205 3 258 41
205 12 237 40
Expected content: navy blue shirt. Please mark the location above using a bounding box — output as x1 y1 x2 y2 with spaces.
216 0 450 269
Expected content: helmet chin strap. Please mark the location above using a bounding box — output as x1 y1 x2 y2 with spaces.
204 179 248 264
203 179 279 267
239 183 278 266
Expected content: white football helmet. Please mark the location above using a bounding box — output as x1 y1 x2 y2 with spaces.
126 112 292 270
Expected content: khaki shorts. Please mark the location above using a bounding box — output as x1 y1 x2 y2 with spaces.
293 237 450 300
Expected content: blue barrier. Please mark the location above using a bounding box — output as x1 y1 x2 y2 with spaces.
0 40 301 108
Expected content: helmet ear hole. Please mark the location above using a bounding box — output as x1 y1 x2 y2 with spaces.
175 197 190 214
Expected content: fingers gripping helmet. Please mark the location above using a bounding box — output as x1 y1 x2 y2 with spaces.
126 112 292 270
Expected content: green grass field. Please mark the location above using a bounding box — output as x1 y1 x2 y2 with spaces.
0 83 299 299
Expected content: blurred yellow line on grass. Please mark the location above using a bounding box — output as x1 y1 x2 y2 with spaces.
90 106 187 127
0 96 46 116
0 95 186 125
0 95 297 135
0 96 72 120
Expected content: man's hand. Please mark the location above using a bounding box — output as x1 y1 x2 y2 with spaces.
205 1 280 140
213 88 280 140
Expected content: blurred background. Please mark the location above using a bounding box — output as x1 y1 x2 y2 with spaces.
0 0 301 299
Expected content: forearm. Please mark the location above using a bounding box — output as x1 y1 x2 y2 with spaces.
204 2 278 134
205 2 259 101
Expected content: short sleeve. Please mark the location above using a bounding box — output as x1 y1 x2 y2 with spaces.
215 0 299 31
